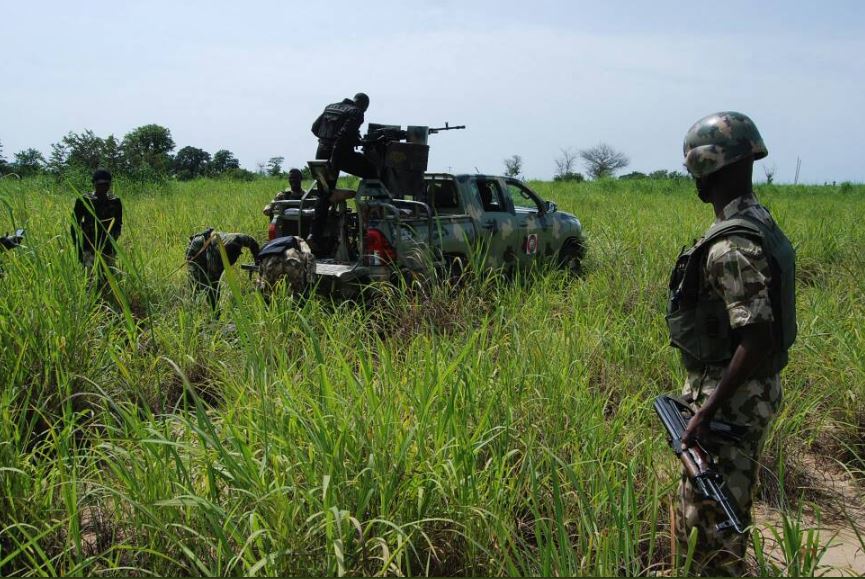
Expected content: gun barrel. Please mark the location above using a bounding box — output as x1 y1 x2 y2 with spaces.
429 123 466 134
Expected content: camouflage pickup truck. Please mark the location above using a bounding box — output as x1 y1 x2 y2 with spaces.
255 124 584 293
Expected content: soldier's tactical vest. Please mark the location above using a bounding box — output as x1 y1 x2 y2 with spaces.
667 215 796 376
312 101 356 143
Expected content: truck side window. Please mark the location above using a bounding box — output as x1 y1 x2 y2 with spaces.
476 180 506 212
427 181 461 213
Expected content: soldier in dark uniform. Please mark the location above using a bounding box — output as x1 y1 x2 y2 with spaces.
668 111 796 575
186 228 260 309
263 168 305 216
308 92 378 247
71 169 123 268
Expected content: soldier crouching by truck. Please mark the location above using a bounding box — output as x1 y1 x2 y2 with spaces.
186 228 260 309
254 235 316 299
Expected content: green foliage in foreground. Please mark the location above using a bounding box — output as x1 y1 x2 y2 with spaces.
1 177 864 575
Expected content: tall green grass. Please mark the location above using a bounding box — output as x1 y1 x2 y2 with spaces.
1 175 863 575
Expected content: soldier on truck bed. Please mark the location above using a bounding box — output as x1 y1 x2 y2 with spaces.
263 168 305 216
308 92 378 251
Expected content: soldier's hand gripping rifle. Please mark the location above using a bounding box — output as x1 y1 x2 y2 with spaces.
0 228 25 251
653 395 747 534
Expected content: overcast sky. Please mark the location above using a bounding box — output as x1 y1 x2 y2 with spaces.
2 1 863 183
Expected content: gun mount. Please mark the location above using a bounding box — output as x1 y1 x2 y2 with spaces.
362 122 465 199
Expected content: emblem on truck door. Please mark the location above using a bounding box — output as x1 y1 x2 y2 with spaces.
524 234 538 255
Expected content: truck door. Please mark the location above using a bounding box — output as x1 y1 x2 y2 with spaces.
468 177 522 269
502 178 550 267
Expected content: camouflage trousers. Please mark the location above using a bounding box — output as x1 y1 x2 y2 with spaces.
255 240 316 298
677 367 782 576
188 261 224 309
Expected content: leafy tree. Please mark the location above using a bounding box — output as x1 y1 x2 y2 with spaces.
102 135 125 174
579 143 629 179
300 166 312 180
503 154 523 178
13 148 46 176
267 156 285 177
121 124 175 174
47 142 69 175
211 149 240 175
61 130 106 172
174 146 211 180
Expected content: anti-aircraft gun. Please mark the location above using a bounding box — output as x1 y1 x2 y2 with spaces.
360 123 465 201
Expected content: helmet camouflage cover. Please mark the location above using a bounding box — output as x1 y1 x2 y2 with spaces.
683 111 768 178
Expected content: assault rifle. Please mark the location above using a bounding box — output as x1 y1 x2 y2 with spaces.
0 228 25 251
653 395 747 534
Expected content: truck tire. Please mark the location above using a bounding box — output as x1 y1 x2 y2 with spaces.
558 238 584 276
443 253 466 284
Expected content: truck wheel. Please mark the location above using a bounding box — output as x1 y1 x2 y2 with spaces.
443 254 466 284
558 238 584 276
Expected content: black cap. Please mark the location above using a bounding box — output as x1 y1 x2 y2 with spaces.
353 92 369 111
92 168 112 184
288 168 303 178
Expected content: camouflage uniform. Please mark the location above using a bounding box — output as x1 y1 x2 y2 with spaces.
186 230 260 308
675 194 783 576
255 236 316 298
72 192 123 269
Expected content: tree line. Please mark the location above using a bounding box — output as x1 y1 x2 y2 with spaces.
0 125 296 182
503 143 687 182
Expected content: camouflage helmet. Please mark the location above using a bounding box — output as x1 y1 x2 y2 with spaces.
683 111 767 178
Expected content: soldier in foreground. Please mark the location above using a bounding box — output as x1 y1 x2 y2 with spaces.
186 228 260 309
308 92 377 250
667 112 796 575
71 169 123 269
263 168 305 216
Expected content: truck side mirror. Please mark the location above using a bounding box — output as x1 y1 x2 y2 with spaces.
545 201 557 214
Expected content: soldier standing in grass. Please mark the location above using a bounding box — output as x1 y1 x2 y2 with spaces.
263 168 305 216
308 92 377 250
186 228 260 309
71 168 123 269
667 112 797 575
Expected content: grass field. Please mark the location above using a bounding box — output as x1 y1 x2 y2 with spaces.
1 175 864 576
